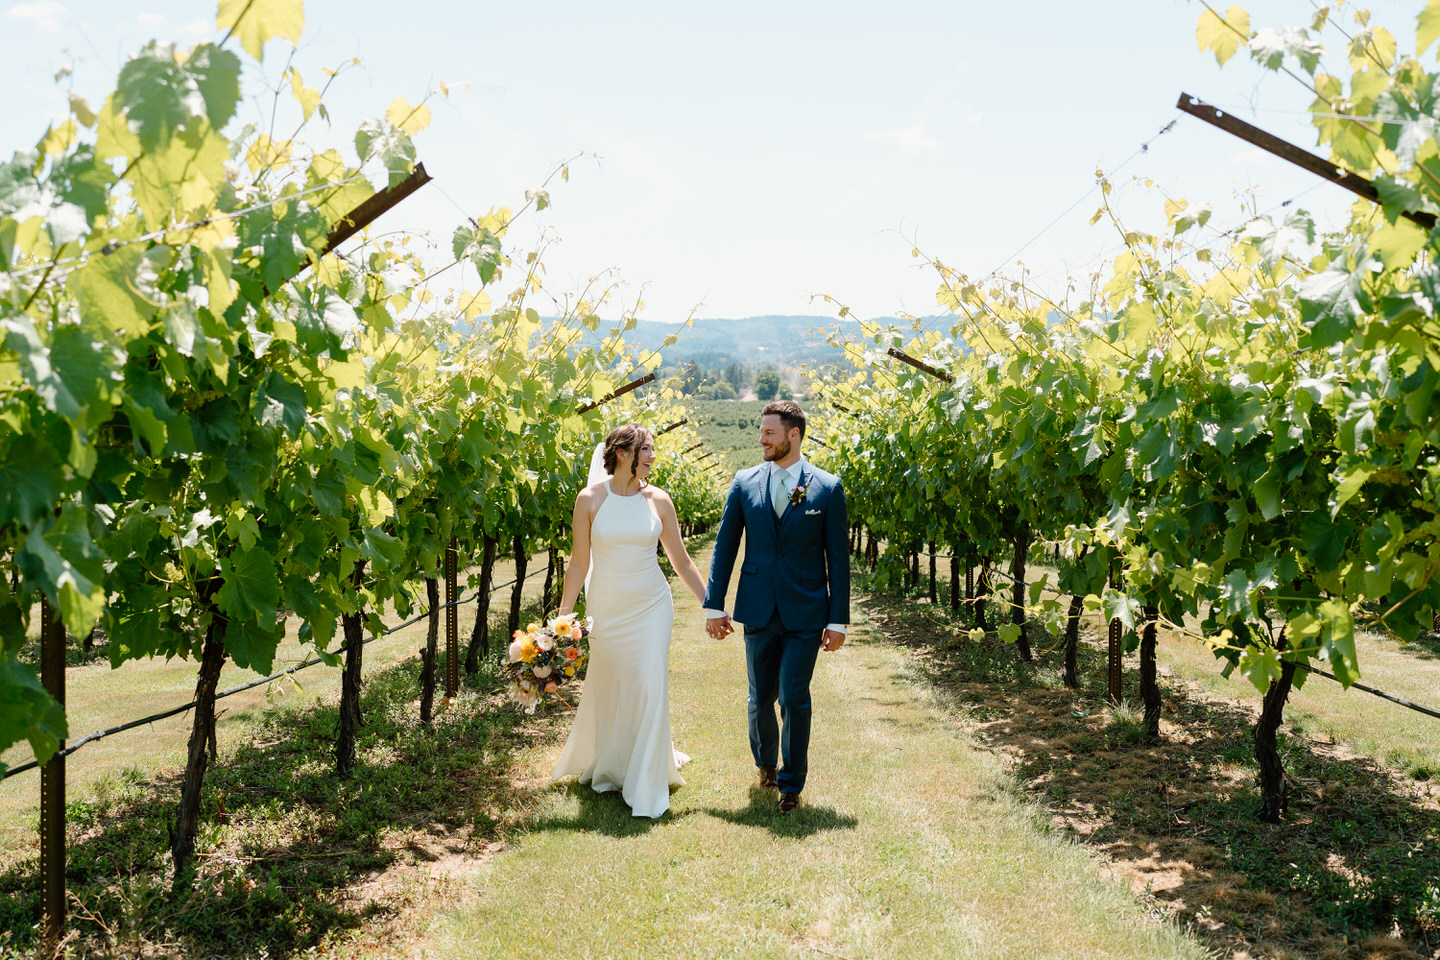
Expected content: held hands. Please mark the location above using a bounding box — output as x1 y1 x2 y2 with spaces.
706 614 734 639
821 629 846 652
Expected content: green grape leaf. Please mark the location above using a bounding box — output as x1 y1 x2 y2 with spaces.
1419 0 1440 56
1317 598 1358 684
294 289 359 354
1373 174 1427 225
1197 5 1251 65
217 546 282 626
453 224 506 285
3 318 123 428
223 616 287 674
0 433 65 530
217 0 305 62
23 506 107 635
1100 587 1141 630
115 42 239 151
1298 263 1375 347
127 125 230 227
1252 465 1283 520
354 119 416 186
0 151 41 217
50 145 112 222
186 44 243 130
1367 218 1427 271
0 654 68 768
68 243 152 339
1300 514 1351 572
1237 642 1282 691
252 370 307 438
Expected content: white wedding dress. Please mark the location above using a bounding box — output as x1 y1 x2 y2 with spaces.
551 486 688 818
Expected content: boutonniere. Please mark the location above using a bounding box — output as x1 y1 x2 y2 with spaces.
788 482 809 507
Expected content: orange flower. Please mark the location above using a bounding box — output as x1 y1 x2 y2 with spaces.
565 646 580 661
544 679 558 692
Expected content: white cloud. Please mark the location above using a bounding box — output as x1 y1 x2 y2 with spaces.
7 1 67 32
179 18 209 36
863 127 942 153
137 12 166 27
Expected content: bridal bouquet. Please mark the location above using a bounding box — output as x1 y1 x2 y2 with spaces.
504 614 591 713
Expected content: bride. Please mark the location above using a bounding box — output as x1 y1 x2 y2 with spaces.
551 424 710 818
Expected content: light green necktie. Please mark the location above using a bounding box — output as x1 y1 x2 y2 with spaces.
773 467 789 519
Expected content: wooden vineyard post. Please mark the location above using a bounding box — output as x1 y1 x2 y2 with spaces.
445 537 458 699
38 599 65 959
1107 559 1124 705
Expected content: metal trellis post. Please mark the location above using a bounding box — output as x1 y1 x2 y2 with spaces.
445 538 458 698
38 599 65 958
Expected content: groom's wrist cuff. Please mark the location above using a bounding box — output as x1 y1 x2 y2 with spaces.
826 623 847 634
705 609 728 619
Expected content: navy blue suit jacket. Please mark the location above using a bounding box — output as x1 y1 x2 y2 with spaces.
703 461 850 632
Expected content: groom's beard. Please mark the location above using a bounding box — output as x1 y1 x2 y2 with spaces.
762 437 791 462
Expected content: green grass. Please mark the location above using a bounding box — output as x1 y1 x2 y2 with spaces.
0 554 562 958
424 544 1209 960
26 538 1435 958
1154 622 1440 783
0 540 1217 959
860 552 1440 959
0 552 556 849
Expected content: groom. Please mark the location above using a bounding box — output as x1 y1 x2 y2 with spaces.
703 400 850 814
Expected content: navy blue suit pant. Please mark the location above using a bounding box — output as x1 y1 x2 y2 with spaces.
744 611 824 795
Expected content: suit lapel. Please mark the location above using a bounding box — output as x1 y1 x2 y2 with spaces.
757 466 779 537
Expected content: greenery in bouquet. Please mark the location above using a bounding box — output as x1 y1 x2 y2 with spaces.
504 615 592 713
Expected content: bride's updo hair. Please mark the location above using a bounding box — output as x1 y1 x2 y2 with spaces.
602 424 653 480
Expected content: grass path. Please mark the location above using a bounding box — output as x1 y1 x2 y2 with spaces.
422 543 1207 960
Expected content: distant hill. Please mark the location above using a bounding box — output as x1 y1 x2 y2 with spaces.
645 315 860 369
573 315 896 370
518 313 957 371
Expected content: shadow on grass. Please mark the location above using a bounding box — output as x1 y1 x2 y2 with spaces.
702 787 860 838
1399 629 1440 661
854 577 1440 960
0 652 555 959
532 782 695 836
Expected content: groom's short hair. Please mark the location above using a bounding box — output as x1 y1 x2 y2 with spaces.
761 400 806 440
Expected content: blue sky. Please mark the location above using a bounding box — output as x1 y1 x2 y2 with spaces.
0 0 1421 325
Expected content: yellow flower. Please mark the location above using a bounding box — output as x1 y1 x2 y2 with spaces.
526 622 539 635
553 619 573 638
518 638 539 663
564 665 576 677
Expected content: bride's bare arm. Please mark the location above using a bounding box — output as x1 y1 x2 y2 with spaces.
557 488 595 616
653 490 708 605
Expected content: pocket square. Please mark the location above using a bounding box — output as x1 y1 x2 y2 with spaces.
804 508 822 516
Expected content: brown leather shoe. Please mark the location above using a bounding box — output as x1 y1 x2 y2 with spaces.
778 792 800 814
757 765 778 790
